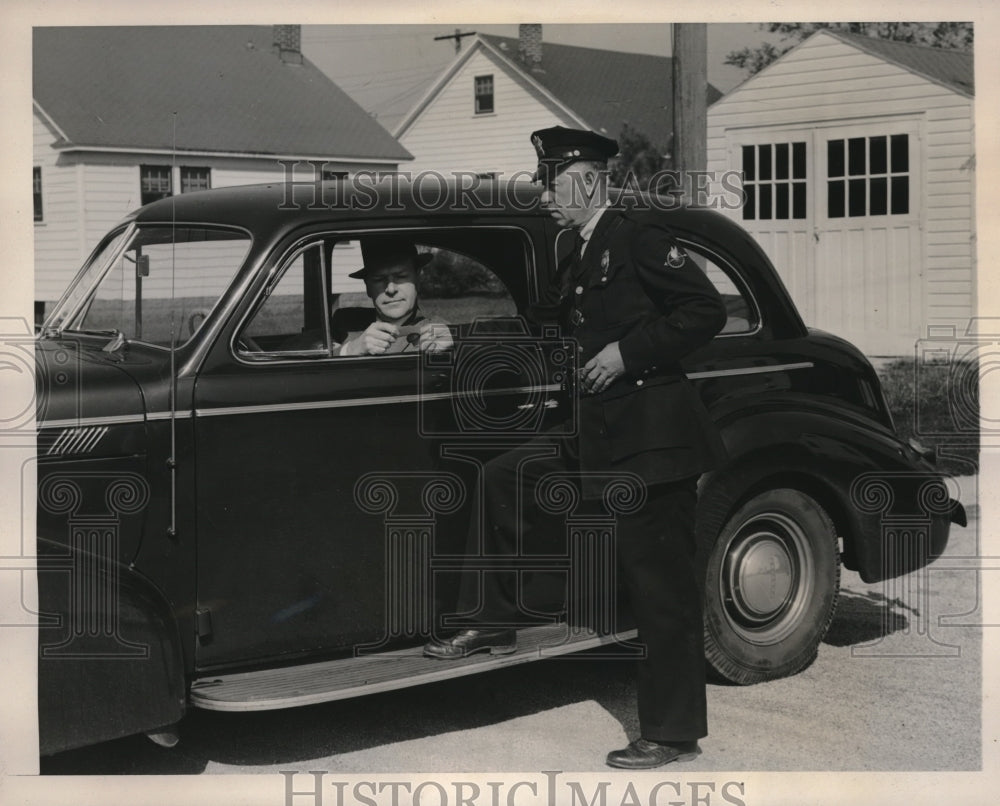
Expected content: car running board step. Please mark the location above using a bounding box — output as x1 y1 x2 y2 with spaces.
190 624 638 712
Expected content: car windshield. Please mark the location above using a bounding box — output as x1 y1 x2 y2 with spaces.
45 224 251 349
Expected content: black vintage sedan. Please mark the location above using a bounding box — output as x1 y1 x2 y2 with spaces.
33 178 964 755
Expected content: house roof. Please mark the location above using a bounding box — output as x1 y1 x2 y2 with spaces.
32 26 412 161
398 33 721 145
818 29 973 97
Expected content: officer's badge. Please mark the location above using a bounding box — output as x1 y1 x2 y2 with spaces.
666 244 687 268
600 250 610 270
532 133 544 157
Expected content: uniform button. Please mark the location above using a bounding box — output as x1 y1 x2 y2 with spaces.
636 379 644 387
575 285 583 295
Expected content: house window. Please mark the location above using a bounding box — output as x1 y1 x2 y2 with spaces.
827 134 909 218
741 142 806 221
474 75 494 114
180 167 211 193
140 165 173 205
33 166 43 222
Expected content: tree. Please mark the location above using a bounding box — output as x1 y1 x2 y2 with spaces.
726 22 974 77
609 123 670 189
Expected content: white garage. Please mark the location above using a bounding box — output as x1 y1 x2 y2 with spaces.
707 29 974 356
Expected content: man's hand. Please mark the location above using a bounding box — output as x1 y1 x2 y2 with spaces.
341 321 399 356
417 322 454 353
580 341 625 394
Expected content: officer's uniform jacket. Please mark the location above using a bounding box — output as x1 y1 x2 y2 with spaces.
533 207 728 494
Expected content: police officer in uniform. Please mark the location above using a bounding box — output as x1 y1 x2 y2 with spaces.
424 127 727 769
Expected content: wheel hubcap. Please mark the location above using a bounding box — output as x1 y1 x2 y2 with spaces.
721 512 814 645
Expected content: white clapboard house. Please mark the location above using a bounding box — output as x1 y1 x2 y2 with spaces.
394 24 721 178
707 29 974 356
32 25 412 316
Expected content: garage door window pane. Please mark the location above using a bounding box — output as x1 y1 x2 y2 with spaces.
742 145 755 181
848 138 866 176
891 134 909 173
775 183 789 219
775 143 789 180
848 179 866 217
828 140 844 178
758 184 772 220
828 180 845 218
792 182 807 219
870 177 888 215
742 184 756 221
741 141 806 221
869 136 887 175
827 133 910 219
792 142 806 179
758 145 772 180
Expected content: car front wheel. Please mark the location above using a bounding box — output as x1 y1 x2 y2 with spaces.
703 488 840 685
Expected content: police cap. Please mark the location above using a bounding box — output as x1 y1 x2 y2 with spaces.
530 126 619 183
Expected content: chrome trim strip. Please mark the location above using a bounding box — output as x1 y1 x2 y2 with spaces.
687 362 814 380
146 411 195 422
36 365 812 429
37 414 145 430
195 384 563 419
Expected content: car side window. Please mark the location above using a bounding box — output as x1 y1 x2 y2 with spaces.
238 242 334 357
329 239 517 353
682 243 757 335
237 230 522 361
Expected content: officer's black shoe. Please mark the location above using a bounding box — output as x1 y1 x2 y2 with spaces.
423 629 517 660
605 738 701 769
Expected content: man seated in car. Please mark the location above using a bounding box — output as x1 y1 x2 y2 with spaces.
335 237 454 356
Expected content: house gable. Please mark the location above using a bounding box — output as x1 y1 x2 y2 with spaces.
397 31 725 177
395 43 581 176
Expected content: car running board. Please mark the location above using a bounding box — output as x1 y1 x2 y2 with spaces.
189 624 639 712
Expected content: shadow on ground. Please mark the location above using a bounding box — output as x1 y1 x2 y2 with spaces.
823 589 914 647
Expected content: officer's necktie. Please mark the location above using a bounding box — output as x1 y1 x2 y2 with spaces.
567 228 585 279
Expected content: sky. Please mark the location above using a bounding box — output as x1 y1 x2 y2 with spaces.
302 23 783 132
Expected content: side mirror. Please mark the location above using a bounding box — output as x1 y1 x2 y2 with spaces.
136 254 150 278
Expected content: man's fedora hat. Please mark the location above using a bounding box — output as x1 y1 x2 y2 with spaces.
349 236 433 280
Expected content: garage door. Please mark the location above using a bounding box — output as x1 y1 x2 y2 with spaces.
731 118 923 356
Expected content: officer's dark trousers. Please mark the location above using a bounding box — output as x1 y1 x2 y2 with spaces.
453 434 708 742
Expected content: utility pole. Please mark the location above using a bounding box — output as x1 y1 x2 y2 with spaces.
434 29 476 54
671 23 707 204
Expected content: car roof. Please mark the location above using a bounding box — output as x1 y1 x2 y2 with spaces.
130 178 544 229
128 178 751 242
